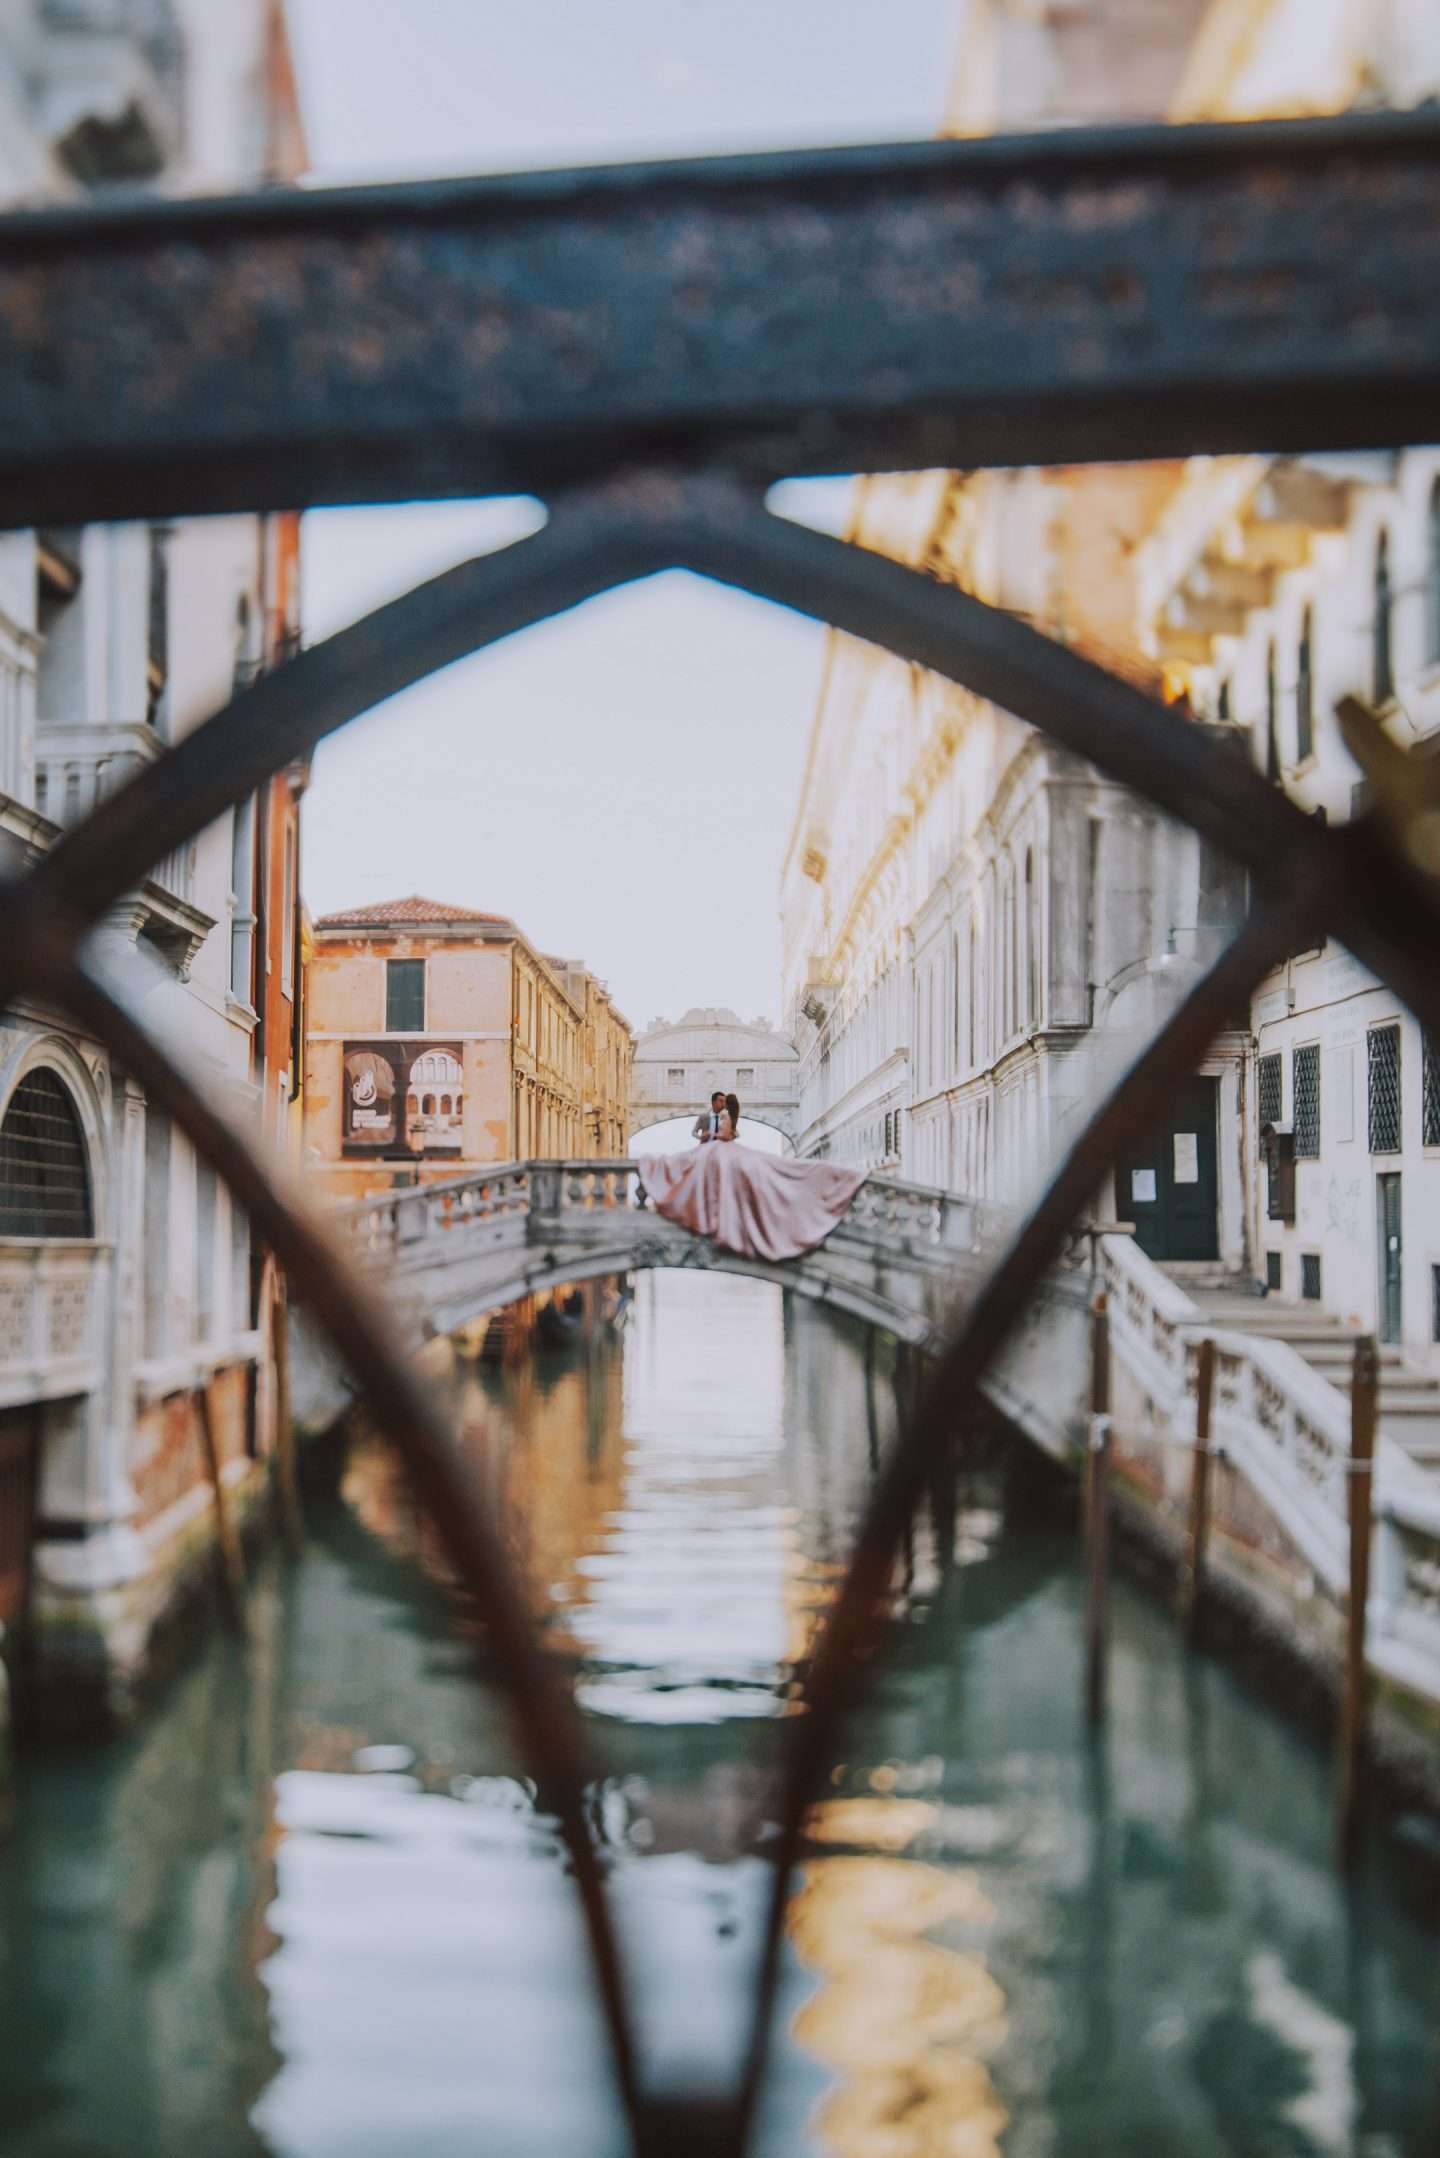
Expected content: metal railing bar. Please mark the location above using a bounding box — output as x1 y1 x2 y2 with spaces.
0 493 674 1018
4 110 1440 523
56 948 646 2146
733 864 1335 2154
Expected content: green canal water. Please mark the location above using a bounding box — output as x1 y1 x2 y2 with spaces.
0 1270 1436 2156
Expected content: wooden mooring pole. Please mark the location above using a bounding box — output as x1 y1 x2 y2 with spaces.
270 1284 305 1557
1181 1338 1217 1643
1338 1334 1378 1858
196 1376 247 1630
1084 1289 1111 1725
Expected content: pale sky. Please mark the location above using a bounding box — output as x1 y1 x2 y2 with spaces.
289 0 956 1028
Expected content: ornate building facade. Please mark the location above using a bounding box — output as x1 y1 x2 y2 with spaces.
304 899 633 1198
781 0 1440 1358
0 0 309 1726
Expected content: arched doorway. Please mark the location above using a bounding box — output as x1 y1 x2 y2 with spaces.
0 1063 95 1709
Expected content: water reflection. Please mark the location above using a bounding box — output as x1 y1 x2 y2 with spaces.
0 1270 1433 2156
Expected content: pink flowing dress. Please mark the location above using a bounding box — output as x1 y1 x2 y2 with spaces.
637 1143 865 1263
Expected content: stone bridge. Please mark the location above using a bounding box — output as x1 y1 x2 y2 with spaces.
302 1157 1088 1453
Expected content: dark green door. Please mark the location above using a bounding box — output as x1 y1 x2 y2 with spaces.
1377 1172 1402 1343
1114 1077 1220 1263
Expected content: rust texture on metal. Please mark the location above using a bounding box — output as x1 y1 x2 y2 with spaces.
3 110 1440 523
1 114 1439 2157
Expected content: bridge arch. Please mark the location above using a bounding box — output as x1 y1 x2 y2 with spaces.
627 1107 794 1153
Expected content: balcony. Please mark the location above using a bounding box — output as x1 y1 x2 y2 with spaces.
0 1240 108 1410
35 721 213 974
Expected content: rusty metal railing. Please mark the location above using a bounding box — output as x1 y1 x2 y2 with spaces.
3 111 1440 2155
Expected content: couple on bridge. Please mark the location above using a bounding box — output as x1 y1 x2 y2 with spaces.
640 1088 866 1265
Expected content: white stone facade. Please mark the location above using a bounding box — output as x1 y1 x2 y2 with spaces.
0 1 305 1711
631 1009 800 1146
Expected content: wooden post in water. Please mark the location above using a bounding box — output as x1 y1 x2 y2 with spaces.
196 1376 247 1629
1339 1334 1378 1858
1181 1337 1216 1642
1084 1289 1111 1725
270 1283 305 1557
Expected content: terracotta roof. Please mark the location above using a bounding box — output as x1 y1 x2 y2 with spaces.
316 895 510 928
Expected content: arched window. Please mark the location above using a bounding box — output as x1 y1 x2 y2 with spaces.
439 1094 452 1116
1295 606 1314 764
1025 848 1039 1027
1264 641 1280 780
1428 480 1440 667
422 1093 436 1116
968 917 978 1068
406 1092 418 1117
1374 530 1395 705
0 1068 92 1238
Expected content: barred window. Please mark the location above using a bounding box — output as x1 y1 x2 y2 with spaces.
1293 1043 1320 1158
1424 1033 1440 1148
1368 1024 1402 1153
0 1069 93 1238
1265 1251 1282 1291
1301 1252 1322 1301
1257 1052 1282 1147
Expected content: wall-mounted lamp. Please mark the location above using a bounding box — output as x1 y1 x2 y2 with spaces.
1161 923 1199 965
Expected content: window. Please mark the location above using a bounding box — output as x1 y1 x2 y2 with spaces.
1368 1023 1401 1153
1265 1251 1282 1291
1257 1051 1282 1145
1424 1033 1440 1148
280 821 296 997
1374 531 1395 705
386 958 425 1033
1295 606 1314 764
736 1066 754 1085
1264 641 1280 781
196 1157 216 1341
1301 1252 1322 1302
1024 848 1038 1027
0 1069 93 1238
146 524 169 734
229 794 256 1003
666 1066 684 1086
1429 480 1440 667
1293 1043 1320 1158
1217 678 1231 724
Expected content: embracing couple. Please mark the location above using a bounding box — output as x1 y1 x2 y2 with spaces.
691 1090 741 1146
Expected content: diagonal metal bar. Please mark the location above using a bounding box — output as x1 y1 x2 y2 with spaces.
0 493 672 993
4 476 1440 1074
53 950 646 2145
4 110 1440 525
732 864 1337 2155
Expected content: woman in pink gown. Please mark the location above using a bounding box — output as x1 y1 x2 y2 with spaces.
638 1094 865 1264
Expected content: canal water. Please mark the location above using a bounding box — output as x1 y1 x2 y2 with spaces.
1 1271 1436 2156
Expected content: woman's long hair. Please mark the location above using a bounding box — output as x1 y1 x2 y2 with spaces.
725 1092 741 1132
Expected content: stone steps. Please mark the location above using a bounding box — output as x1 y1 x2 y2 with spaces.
1177 1277 1440 1469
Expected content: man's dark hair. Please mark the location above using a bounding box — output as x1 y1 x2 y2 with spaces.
711 1090 725 1105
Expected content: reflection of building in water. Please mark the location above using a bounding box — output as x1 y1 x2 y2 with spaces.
789 1824 1007 2158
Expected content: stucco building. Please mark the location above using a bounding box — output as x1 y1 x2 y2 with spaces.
781 0 1440 1374
0 0 309 1728
305 898 632 1197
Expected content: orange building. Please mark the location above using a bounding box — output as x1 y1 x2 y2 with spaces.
303 897 593 1199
